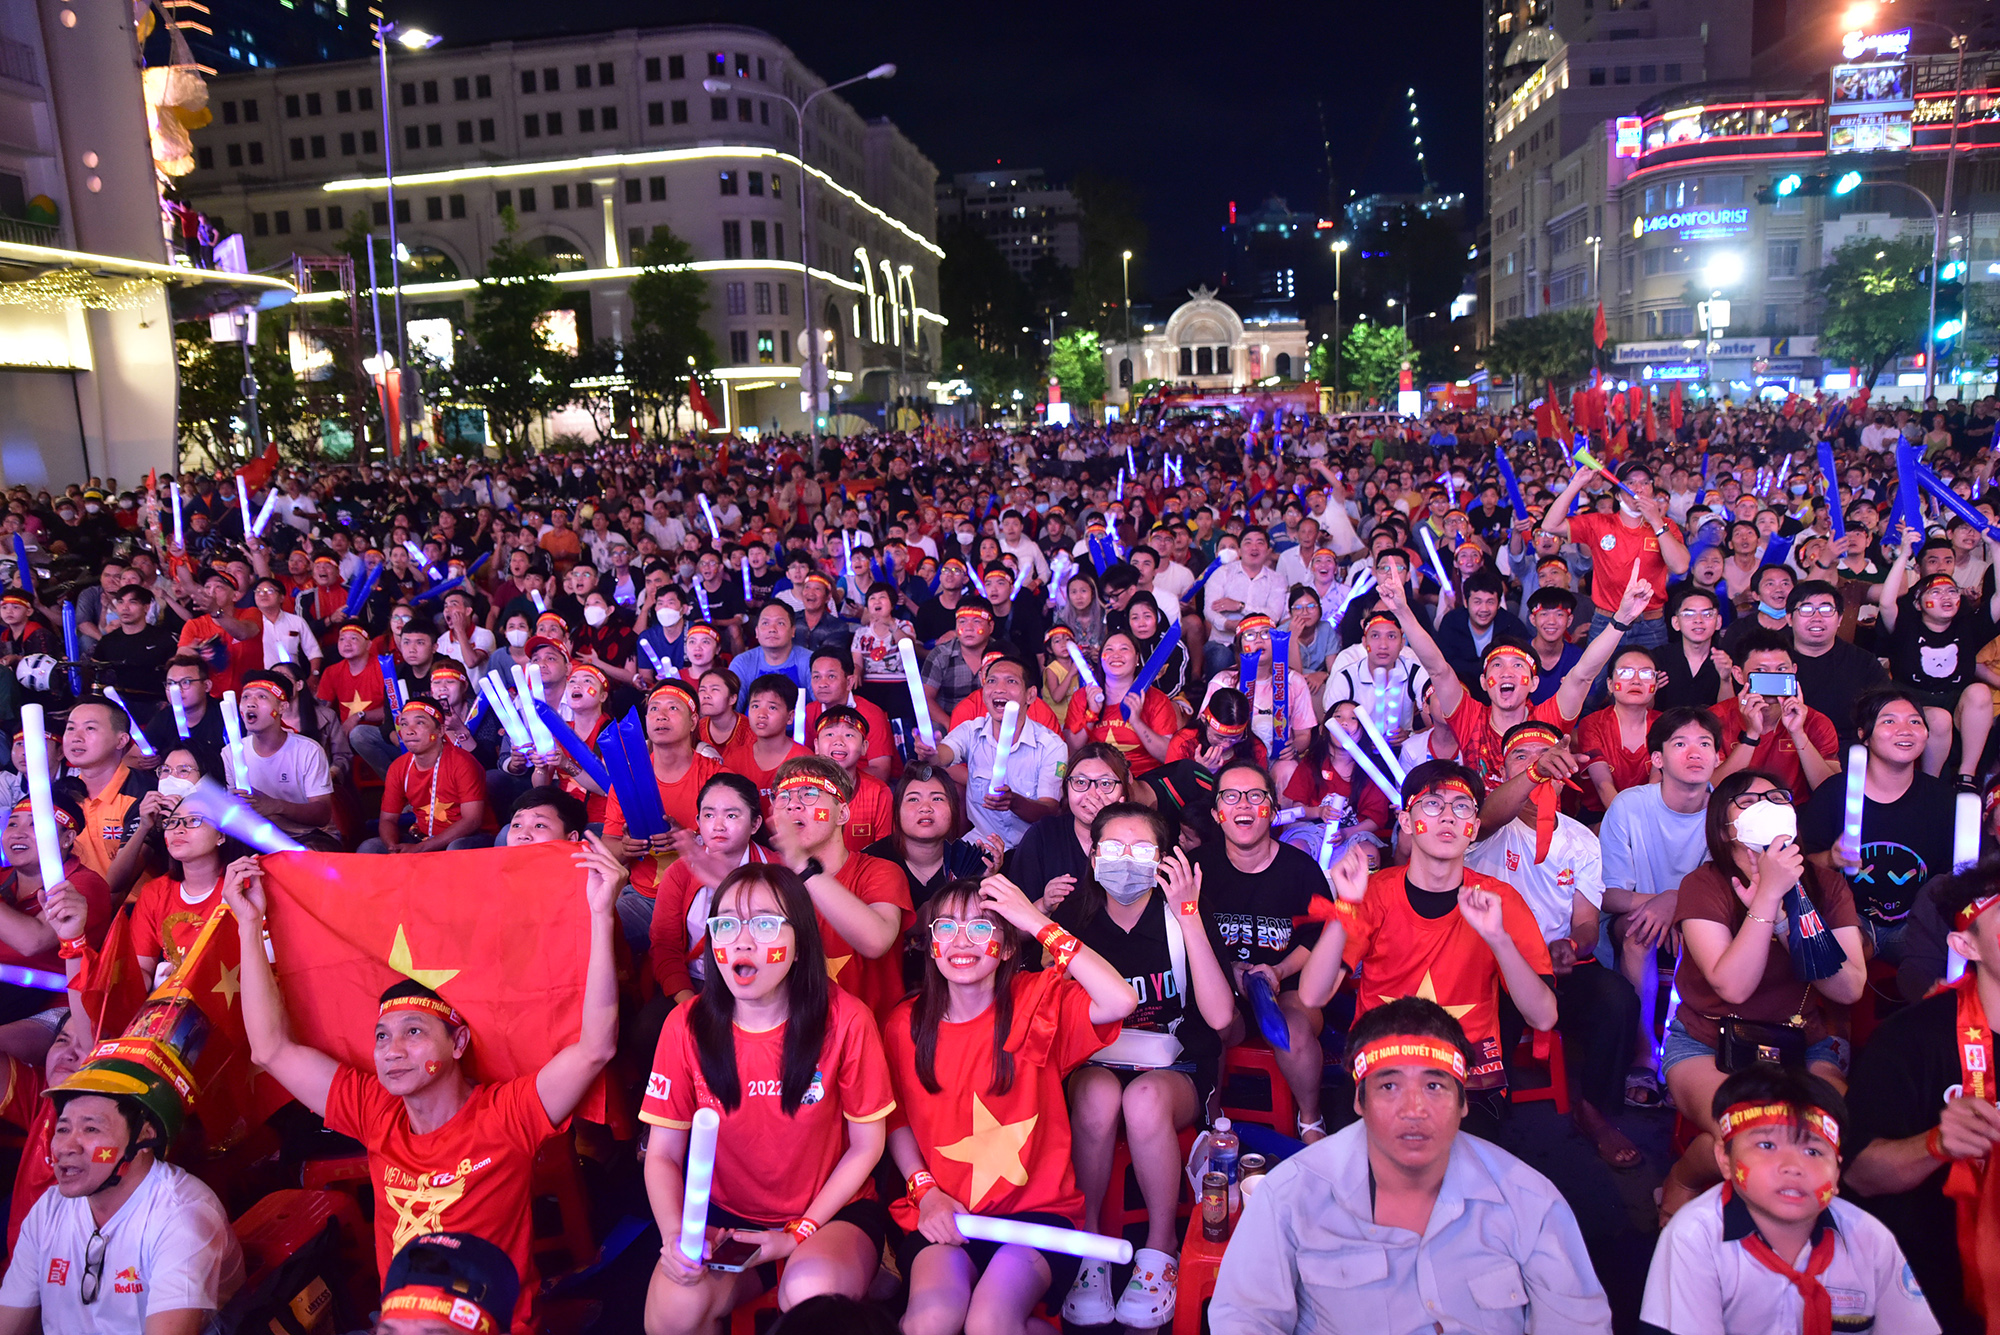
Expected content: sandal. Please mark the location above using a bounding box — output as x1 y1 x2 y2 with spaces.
1624 1068 1665 1110
1297 1116 1328 1145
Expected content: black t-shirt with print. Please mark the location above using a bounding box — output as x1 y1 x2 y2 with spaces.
1799 768 1956 924
1885 603 1994 693
1052 891 1219 1077
1192 841 1329 986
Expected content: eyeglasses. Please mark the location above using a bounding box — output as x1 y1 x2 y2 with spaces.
1239 628 1272 643
929 918 998 945
1729 789 1796 811
1612 667 1660 682
1067 775 1122 794
1793 603 1839 618
1216 789 1271 808
707 914 789 946
774 788 833 811
1096 840 1160 862
1411 796 1480 821
81 1226 106 1305
1675 608 1719 620
160 815 207 832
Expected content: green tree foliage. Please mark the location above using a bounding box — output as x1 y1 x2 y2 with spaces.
452 208 567 447
1340 322 1416 399
1048 329 1107 407
1813 234 1932 390
622 225 716 433
1485 309 1599 387
173 319 305 467
1069 172 1148 338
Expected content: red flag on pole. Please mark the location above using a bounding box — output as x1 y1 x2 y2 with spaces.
258 845 606 1121
235 442 280 490
687 375 715 429
1669 382 1685 430
371 367 403 457
70 903 149 1040
1592 302 1607 350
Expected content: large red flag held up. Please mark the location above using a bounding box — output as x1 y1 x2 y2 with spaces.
687 376 715 429
257 844 605 1121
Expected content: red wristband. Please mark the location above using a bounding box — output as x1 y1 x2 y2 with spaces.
56 937 86 960
1926 1125 1951 1162
1036 922 1081 973
784 1217 819 1241
906 1170 936 1205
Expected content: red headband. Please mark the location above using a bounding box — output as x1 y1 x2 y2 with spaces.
1409 778 1477 808
1717 1101 1840 1151
8 799 72 831
1238 614 1275 635
379 993 464 1028
379 1287 497 1333
1957 894 2000 934
1202 712 1250 739
648 681 695 709
1483 645 1535 673
400 699 444 726
569 663 608 693
776 772 845 803
1351 1035 1468 1083
1506 723 1566 753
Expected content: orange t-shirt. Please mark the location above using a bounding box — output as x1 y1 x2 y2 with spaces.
176 614 261 696
1063 686 1179 777
824 852 914 1020
1340 866 1553 1090
640 986 896 1225
323 1066 563 1333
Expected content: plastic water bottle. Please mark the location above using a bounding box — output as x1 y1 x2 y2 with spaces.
1209 1117 1240 1211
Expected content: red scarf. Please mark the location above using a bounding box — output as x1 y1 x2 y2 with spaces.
1735 1213 1836 1335
1942 972 2000 1331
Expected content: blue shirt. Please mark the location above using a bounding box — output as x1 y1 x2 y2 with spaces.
728 645 813 711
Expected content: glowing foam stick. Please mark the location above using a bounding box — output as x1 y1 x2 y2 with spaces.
1352 702 1410 786
1840 744 1867 869
512 665 557 755
898 638 935 749
169 686 191 739
101 688 155 758
678 1106 721 1262
10 535 31 600
951 1215 1132 1265
692 580 712 622
699 494 721 542
1330 725 1402 804
989 700 1021 794
531 590 547 614
220 689 248 794
170 483 184 548
59 601 79 693
179 776 307 854
1955 789 1981 873
1127 444 1138 476
792 685 808 744
640 639 666 675
17 705 64 883
478 676 533 751
1244 972 1291 1052
1334 568 1375 624
0 964 62 991
274 640 290 664
235 474 253 537
1010 554 1034 599
1417 526 1453 592
1115 469 1125 502
741 561 753 604
1268 806 1312 828
1065 642 1101 697
251 488 279 537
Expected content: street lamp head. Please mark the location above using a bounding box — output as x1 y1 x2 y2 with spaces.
1704 251 1744 287
1841 2 1878 30
1332 240 1349 253
1122 249 1133 260
866 63 897 79
702 78 731 92
391 25 440 49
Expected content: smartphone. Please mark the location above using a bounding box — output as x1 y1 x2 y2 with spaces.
705 1237 762 1273
1745 672 1799 698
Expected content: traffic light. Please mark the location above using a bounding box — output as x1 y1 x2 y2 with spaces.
1941 260 1967 282
1754 169 1866 202
1937 318 1966 340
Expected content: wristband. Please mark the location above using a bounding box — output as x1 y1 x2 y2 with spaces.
1036 922 1082 973
1739 736 1762 747
1332 897 1363 924
1609 618 1634 633
907 1170 937 1205
784 1217 819 1242
1926 1125 1951 1162
56 937 86 960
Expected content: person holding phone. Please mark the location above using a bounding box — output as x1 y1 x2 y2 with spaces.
641 864 896 1335
1710 631 1841 796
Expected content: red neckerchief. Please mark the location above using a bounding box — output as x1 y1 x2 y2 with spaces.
1942 972 2000 1331
1530 774 1583 863
1728 1191 1836 1335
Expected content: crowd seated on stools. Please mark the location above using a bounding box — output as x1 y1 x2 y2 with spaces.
2 396 2000 1333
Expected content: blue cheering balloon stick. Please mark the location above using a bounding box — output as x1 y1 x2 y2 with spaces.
59 601 80 693
10 534 32 600
1244 972 1291 1052
410 575 465 605
1495 448 1529 519
1917 465 2000 543
532 700 615 793
1123 620 1184 720
1817 441 1846 540
376 654 405 725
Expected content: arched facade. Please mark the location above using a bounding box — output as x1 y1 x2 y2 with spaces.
1101 285 1310 402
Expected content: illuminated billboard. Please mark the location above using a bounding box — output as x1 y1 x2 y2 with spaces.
1615 116 1643 158
1830 53 1913 154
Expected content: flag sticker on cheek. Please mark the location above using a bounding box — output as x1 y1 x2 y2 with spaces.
1815 1181 1836 1207
811 809 831 823
929 940 945 960
1462 821 1478 838
713 947 729 968
765 946 788 964
1413 819 1428 835
92 1147 116 1163
1732 1163 1750 1187
984 939 1002 957
1255 804 1270 819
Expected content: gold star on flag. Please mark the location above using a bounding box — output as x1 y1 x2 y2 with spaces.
420 799 454 829
935 1094 1037 1208
388 925 460 989
824 954 852 982
212 963 240 1008
1381 970 1476 1020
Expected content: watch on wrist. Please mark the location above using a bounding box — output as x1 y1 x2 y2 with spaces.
800 857 824 880
1609 617 1634 633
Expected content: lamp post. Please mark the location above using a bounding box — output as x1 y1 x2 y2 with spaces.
705 62 895 430
374 20 439 463
1331 239 1348 403
1120 247 1133 348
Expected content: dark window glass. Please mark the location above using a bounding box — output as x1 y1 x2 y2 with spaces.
336 90 351 113
476 74 491 97
227 143 243 167
546 111 562 135
524 114 540 138
578 108 595 133
671 100 687 123
521 70 536 93
649 176 666 201
449 194 465 218
309 134 325 157
426 196 442 221
668 55 684 79
552 184 570 210
710 96 726 120
602 106 617 130
648 101 664 126
453 77 469 101
395 198 409 223
457 121 472 144
599 62 614 85
274 210 290 234
519 187 536 212
404 126 420 150
249 141 265 164
223 101 238 124
479 119 494 142
305 92 321 115
285 93 301 117
625 179 641 203
252 212 268 235
722 220 741 258
289 137 305 160
422 80 437 104
244 98 260 121
645 56 661 81
575 63 591 89
197 146 212 170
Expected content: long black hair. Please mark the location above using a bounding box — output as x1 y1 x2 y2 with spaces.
908 879 1023 1098
689 863 830 1115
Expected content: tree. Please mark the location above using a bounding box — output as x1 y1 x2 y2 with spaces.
616 225 716 434
1340 321 1416 399
1048 328 1106 407
938 220 1038 363
1069 172 1148 339
173 318 304 468
1485 309 1599 387
1814 234 1931 390
941 335 1037 419
453 208 567 448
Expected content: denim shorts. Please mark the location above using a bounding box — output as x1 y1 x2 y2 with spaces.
1660 1017 1846 1076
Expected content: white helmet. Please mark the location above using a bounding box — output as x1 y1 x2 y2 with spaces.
14 654 56 694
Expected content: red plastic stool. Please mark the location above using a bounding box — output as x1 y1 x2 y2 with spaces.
1103 1126 1199 1234
1173 1202 1227 1335
233 1188 377 1322
1508 1028 1571 1115
531 1138 597 1278
729 1264 783 1335
1221 1044 1298 1134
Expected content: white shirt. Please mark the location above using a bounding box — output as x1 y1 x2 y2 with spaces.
940 713 1066 849
1321 645 1429 719
439 626 497 670
0 1161 245 1335
998 536 1048 587
1641 1186 1939 1335
1467 815 1604 943
242 731 335 836
258 610 320 668
647 514 688 550
1203 560 1289 637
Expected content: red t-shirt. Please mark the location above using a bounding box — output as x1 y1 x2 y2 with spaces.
1710 697 1841 797
843 774 893 853
1163 728 1269 769
1341 866 1553 1090
1444 691 1574 791
806 697 897 775
639 986 896 1225
884 971 1117 1225
381 746 491 839
947 692 1064 735
603 752 725 900
1281 760 1393 830
1568 512 1681 617
648 846 774 997
1064 686 1179 777
731 738 812 816
824 853 915 1021
177 614 261 696
128 876 220 970
1573 707 1659 810
324 1066 563 1333
0 865 109 974
316 657 389 724
0 1054 51 1258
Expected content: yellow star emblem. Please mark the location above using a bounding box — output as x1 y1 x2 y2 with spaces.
388 925 460 989
935 1094 1037 1208
212 963 240 1008
825 954 852 982
1381 970 1476 1021
342 692 369 719
420 799 454 831
1973 1028 1986 1042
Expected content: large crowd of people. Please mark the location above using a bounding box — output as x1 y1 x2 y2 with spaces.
0 394 1996 1333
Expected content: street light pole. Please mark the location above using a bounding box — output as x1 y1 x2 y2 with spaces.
1933 32 1967 401
1332 239 1348 404
1853 178 1942 398
1120 248 1132 347
373 21 439 463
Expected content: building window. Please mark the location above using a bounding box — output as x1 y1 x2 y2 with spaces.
328 205 343 229
521 70 536 93
449 194 465 218
669 54 685 79
625 179 642 203
285 93 301 117
223 100 238 124
602 106 618 129
243 98 259 121
289 137 305 160
405 126 420 150
770 173 782 200
552 184 570 210
197 145 213 170
305 92 322 115
457 120 473 144
252 212 268 235
777 283 788 315
710 96 727 121
495 190 511 213
579 108 595 133
1665 62 1682 81
1640 64 1657 82
758 57 767 81
649 101 664 125
599 61 614 85
476 74 491 97
737 97 752 122
575 63 592 89
339 132 355 154
373 201 388 225
400 83 415 107
336 90 351 113
748 171 763 196
1614 66 1631 84
1216 346 1231 373
1768 239 1801 278
422 80 437 103
780 330 792 360
425 124 442 147
760 102 770 125
645 56 661 81
274 210 290 234
710 51 727 77
310 134 325 157
546 111 562 134
453 76 469 100
729 330 749 362
518 187 536 212
735 52 749 75
543 67 559 90
249 141 265 164
722 220 742 258
727 282 746 314
577 182 593 207
353 89 368 112
395 199 410 223
359 131 373 154
479 119 494 142
719 171 738 195
426 196 442 221
1178 346 1193 376
1196 347 1213 376
754 281 772 314
672 100 688 123
227 143 243 167
649 176 666 200
524 114 540 138
757 330 775 363
628 225 645 252
750 220 767 259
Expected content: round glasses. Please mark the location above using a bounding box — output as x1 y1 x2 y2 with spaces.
1067 775 1122 794
1096 839 1159 862
707 914 789 946
1410 795 1479 821
1216 788 1271 808
929 918 998 946
1793 603 1839 619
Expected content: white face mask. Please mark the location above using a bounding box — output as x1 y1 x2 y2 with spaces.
583 605 609 627
1733 798 1797 851
659 604 682 629
505 628 529 647
156 775 196 799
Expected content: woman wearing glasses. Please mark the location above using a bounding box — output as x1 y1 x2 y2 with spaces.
1007 744 1133 916
1657 769 1865 1220
1575 647 1664 815
648 773 771 1010
1062 630 1180 780
1196 615 1317 790
642 863 897 1335
1051 804 1236 1329
119 750 254 988
885 875 1136 1335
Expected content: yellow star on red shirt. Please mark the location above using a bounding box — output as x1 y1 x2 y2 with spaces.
1381 970 1476 1020
341 692 370 719
935 1094 1037 1208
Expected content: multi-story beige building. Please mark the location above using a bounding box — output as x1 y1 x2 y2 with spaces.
182 23 943 437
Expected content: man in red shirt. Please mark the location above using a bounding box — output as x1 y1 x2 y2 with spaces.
1711 629 1841 796
174 567 261 697
363 698 491 853
1301 758 1556 1102
315 618 389 739
811 706 892 851
804 646 893 783
227 838 623 1332
1377 561 1649 787
1539 457 1688 662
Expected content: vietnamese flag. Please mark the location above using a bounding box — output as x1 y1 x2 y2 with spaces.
70 902 149 1041
687 375 715 429
257 845 605 1121
1670 382 1685 430
150 903 287 1142
235 442 279 490
1592 301 1607 350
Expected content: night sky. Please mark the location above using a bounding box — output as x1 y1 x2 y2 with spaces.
406 0 1487 300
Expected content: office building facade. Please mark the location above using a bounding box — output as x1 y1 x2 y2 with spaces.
934 168 1081 279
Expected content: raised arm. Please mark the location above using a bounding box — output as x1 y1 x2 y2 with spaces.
535 834 623 1125
1377 564 1464 719
1159 851 1238 1031
1878 529 1916 634
1553 567 1653 720
220 856 338 1115
1538 465 1593 541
